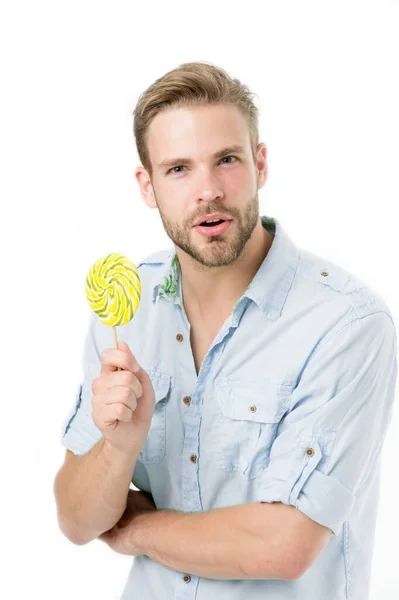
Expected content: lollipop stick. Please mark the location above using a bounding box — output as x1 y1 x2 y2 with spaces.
113 326 122 371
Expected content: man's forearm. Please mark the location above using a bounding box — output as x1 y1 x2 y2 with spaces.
54 438 140 545
130 502 292 580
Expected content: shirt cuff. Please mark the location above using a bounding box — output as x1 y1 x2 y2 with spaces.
254 432 356 536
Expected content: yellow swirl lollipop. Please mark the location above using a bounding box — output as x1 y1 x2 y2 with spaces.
85 253 141 358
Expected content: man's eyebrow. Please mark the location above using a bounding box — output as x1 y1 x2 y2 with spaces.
157 144 246 171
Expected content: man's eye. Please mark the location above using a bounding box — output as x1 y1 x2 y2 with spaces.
166 165 184 175
220 155 238 164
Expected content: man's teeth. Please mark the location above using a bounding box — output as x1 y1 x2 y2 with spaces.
205 219 222 223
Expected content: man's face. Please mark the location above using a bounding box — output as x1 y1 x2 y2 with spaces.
143 103 265 268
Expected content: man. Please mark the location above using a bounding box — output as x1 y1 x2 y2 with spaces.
54 62 397 599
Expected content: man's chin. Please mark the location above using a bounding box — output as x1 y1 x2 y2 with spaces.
193 246 239 269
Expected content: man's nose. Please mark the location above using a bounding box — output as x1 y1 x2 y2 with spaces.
196 168 224 202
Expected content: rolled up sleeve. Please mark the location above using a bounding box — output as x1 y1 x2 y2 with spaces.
60 313 104 456
254 310 398 536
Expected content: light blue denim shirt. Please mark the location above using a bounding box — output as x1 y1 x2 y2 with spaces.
61 215 398 600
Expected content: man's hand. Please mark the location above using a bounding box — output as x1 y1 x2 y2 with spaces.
98 489 157 555
92 341 156 454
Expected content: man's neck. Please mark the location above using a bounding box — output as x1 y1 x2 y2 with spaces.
177 220 274 320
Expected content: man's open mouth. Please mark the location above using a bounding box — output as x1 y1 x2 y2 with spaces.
199 219 226 227
193 219 232 237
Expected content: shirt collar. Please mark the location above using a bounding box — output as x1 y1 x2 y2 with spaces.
152 215 300 322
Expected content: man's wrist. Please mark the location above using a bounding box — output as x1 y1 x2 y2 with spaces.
128 510 155 555
101 438 142 466
129 509 184 556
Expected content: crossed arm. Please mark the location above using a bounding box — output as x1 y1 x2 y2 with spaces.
99 497 332 581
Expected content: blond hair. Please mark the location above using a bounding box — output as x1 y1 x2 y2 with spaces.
133 61 260 178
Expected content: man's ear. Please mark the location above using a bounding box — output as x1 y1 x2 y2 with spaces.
256 143 268 190
135 166 157 208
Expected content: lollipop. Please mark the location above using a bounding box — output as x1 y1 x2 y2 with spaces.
85 253 141 369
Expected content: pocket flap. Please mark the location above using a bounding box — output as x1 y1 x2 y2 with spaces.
216 378 292 423
147 369 171 404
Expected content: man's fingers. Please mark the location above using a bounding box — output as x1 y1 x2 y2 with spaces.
100 347 144 379
101 401 133 424
92 370 143 398
105 370 143 398
92 386 137 420
100 348 129 375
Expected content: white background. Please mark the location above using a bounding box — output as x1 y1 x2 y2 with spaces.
1 1 398 598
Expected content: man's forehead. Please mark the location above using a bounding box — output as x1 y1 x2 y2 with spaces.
146 104 250 163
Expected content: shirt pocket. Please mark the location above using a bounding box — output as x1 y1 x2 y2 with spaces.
214 377 292 478
137 369 172 465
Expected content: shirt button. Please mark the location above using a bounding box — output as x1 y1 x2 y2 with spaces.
306 447 315 457
183 574 191 583
183 396 191 405
249 405 257 413
176 333 183 342
320 270 329 277
190 454 197 463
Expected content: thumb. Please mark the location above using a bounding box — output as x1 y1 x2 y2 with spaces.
117 341 131 353
117 341 145 377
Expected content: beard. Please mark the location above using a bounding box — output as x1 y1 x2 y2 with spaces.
154 191 260 269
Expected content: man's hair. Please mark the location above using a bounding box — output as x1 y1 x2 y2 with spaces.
133 61 260 178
